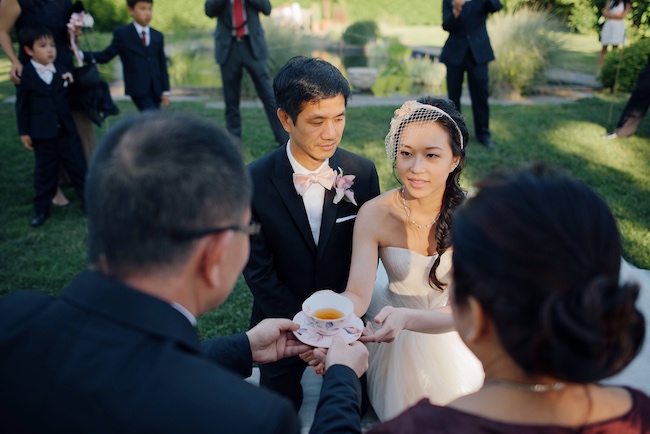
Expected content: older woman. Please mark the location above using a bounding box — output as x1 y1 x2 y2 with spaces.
368 163 648 433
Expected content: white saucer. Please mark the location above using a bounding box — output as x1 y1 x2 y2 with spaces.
292 311 363 348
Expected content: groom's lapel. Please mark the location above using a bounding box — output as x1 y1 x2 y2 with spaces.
317 151 341 261
270 147 317 253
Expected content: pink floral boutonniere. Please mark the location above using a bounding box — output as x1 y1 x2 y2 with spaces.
333 167 357 205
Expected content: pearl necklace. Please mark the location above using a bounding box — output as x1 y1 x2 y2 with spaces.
484 380 566 392
400 186 440 229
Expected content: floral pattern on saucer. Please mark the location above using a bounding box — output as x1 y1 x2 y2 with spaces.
292 311 363 348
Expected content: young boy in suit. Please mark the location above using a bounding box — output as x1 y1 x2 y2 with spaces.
15 26 87 228
85 0 170 111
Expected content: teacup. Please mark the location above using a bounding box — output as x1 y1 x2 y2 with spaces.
302 290 353 336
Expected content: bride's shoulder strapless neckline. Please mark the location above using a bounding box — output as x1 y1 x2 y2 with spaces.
380 245 437 259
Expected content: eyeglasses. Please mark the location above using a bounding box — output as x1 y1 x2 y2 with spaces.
169 222 261 240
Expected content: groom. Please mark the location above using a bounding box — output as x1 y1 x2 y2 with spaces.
244 56 380 410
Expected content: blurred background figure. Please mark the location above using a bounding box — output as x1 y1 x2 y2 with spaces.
598 0 632 71
440 0 502 149
204 0 288 147
0 0 97 207
603 53 650 139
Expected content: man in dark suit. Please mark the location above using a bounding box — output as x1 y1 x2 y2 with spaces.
15 26 86 228
205 0 288 146
440 0 502 148
244 56 381 410
0 111 370 433
86 0 170 111
604 54 650 139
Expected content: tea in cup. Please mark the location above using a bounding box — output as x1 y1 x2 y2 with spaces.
302 290 353 336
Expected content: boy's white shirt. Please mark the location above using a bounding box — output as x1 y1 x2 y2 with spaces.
132 22 150 46
31 59 55 85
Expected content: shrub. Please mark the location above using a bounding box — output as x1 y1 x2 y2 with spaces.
407 56 446 94
167 46 220 88
487 7 565 97
342 21 379 46
566 0 599 34
240 18 314 97
84 0 214 33
600 38 650 92
83 0 129 32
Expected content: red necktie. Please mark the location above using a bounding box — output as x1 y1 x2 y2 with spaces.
141 31 146 46
233 0 245 38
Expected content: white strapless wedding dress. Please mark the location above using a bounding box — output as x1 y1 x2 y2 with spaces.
364 247 484 421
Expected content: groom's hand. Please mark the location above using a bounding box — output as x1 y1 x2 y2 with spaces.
300 350 326 375
313 337 368 378
246 318 311 364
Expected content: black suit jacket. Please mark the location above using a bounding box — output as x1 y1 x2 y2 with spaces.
205 0 271 64
0 271 364 433
88 23 169 98
244 145 380 326
439 0 502 66
15 61 77 139
0 271 297 433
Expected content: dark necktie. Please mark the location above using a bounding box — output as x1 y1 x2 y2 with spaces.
233 0 245 38
141 30 147 47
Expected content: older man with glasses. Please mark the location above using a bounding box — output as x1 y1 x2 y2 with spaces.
0 111 369 434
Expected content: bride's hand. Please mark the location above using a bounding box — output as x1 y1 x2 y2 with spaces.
299 349 326 375
358 306 407 343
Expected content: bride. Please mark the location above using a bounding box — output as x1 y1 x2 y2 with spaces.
338 97 483 421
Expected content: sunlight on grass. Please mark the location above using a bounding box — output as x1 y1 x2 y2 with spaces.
545 118 650 186
542 116 650 264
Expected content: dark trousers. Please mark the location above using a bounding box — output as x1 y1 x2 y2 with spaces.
259 355 306 411
615 62 650 138
32 129 87 215
259 354 370 414
446 51 491 142
219 37 288 145
131 94 160 112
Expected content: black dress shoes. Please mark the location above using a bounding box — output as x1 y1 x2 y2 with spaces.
480 137 496 148
29 213 48 228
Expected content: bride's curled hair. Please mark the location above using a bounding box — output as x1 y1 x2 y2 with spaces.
451 162 645 382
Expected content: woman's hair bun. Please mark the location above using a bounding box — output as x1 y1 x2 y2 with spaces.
535 276 645 382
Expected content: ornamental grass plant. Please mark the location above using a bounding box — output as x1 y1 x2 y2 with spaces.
487 7 565 98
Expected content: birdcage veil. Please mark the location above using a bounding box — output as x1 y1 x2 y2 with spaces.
384 101 464 162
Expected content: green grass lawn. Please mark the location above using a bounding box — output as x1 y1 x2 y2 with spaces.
1 34 649 339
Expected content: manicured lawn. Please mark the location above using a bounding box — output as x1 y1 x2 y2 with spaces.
1 37 648 339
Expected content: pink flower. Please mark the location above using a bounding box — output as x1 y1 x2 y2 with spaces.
333 167 356 205
67 12 94 31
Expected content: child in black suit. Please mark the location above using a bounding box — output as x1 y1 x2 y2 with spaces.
15 26 87 228
85 0 170 111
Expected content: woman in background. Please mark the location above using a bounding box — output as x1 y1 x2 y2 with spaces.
598 0 632 71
